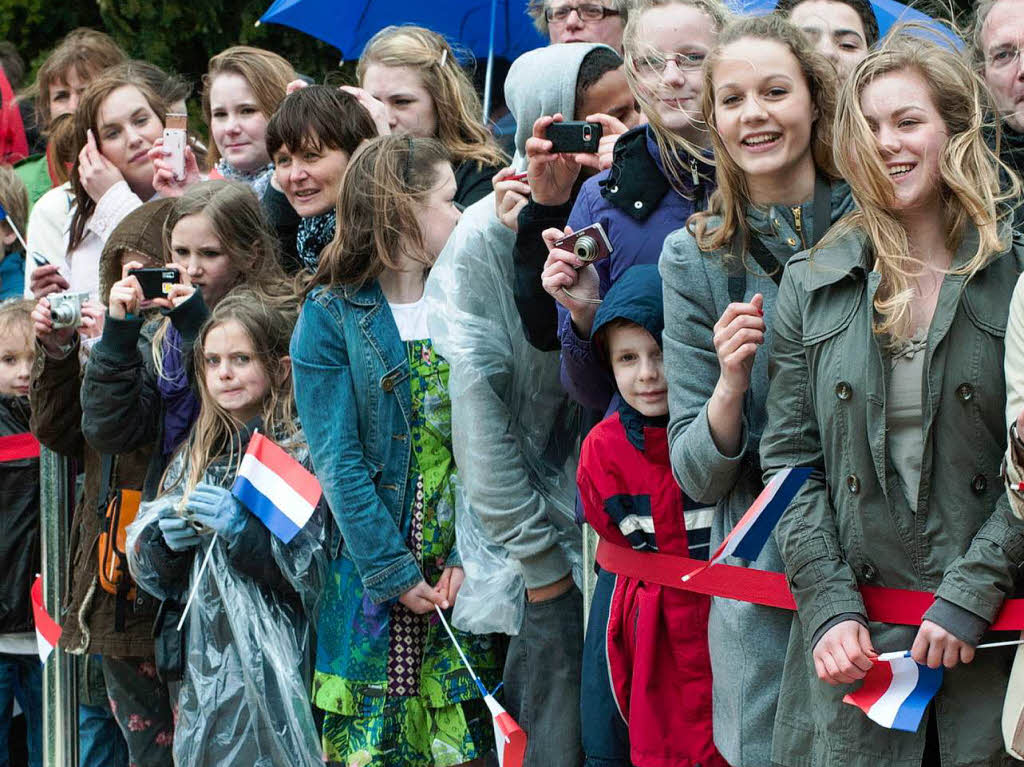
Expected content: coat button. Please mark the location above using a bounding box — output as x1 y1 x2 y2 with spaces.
861 562 878 582
381 376 394 392
846 474 860 494
787 237 797 246
835 381 852 401
972 473 987 494
608 185 619 193
956 383 974 402
633 200 644 210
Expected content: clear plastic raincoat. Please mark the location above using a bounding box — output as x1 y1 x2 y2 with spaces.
126 424 329 767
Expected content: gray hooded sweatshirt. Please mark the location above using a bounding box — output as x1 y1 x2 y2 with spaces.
426 44 609 593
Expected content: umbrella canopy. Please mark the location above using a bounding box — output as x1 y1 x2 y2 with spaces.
258 0 545 61
734 0 954 40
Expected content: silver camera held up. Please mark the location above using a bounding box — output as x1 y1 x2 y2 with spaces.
49 292 89 330
552 222 613 266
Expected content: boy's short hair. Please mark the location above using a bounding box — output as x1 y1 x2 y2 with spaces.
593 316 640 367
265 85 378 159
0 166 28 253
576 46 624 106
774 0 880 47
0 299 35 342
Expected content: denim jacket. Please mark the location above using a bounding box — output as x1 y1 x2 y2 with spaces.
290 281 423 604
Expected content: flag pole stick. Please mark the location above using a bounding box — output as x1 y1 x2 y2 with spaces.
434 604 486 692
877 638 1024 662
177 532 218 631
6 217 27 253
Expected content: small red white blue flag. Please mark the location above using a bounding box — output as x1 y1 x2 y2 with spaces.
683 467 811 580
843 652 942 732
485 694 526 767
31 575 62 663
231 433 321 543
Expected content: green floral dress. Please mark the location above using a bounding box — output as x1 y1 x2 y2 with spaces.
314 337 502 767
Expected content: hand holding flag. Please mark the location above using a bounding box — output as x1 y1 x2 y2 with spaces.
843 652 942 732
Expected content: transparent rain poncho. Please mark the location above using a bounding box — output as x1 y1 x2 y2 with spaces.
126 431 328 767
425 199 582 636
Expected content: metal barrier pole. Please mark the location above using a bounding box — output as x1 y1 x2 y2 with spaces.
39 446 77 767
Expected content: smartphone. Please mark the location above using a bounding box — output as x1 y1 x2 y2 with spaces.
546 121 603 154
163 113 187 181
129 268 180 299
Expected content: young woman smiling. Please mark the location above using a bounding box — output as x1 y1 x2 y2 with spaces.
658 15 853 766
760 30 1024 766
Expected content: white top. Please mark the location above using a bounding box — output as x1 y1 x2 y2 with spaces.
0 631 37 655
23 182 73 298
389 296 430 341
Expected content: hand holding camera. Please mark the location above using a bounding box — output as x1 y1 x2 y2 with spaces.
149 136 202 199
31 296 76 356
541 223 610 336
110 261 191 319
525 114 585 206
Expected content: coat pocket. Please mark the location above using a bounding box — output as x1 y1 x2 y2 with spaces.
800 282 863 347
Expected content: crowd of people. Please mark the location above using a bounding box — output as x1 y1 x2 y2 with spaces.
0 0 1024 765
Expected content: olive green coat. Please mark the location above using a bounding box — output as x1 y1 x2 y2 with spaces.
760 226 1024 767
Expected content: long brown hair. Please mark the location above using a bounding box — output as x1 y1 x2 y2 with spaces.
687 14 839 255
67 67 168 254
201 46 296 167
308 135 450 292
829 27 1018 342
175 289 301 498
357 26 506 169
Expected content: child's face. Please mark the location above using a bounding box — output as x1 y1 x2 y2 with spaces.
170 213 240 308
202 319 272 425
607 323 668 417
412 162 460 263
0 330 33 397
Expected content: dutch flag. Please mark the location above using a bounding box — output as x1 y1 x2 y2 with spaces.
683 467 811 581
843 652 943 732
31 575 61 663
231 433 321 543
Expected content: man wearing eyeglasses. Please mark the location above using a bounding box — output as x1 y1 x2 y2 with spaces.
528 0 628 53
976 0 1024 227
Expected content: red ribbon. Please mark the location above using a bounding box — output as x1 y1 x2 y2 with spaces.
0 433 40 462
596 539 1024 631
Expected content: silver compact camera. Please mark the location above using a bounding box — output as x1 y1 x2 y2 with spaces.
49 292 88 330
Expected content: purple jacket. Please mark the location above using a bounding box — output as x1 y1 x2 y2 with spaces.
557 126 714 412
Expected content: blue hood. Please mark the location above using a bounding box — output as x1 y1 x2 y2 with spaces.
591 264 663 357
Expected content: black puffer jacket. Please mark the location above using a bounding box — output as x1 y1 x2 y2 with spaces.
0 395 39 634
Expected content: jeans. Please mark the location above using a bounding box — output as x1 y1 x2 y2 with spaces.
503 585 584 767
79 701 128 767
0 654 42 767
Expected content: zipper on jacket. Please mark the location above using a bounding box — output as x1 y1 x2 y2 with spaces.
791 205 807 249
690 157 699 186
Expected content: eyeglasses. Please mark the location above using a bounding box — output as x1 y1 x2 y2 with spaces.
988 45 1022 70
632 50 707 75
544 3 620 23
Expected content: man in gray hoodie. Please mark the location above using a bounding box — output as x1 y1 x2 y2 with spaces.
426 43 632 767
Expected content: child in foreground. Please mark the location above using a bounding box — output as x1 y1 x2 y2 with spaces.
577 265 725 767
127 290 328 767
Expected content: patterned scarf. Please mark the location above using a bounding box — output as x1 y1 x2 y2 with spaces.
214 159 274 200
295 210 337 273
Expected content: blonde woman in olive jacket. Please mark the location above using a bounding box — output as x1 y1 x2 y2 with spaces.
760 33 1024 767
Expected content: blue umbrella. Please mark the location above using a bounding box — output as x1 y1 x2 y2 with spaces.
257 0 543 61
734 0 956 40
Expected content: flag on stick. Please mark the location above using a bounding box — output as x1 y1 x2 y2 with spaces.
30 575 61 663
231 432 321 543
683 467 811 581
843 652 942 732
435 605 526 767
0 202 27 253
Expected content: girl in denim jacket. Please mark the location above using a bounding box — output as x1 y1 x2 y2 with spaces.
291 135 502 767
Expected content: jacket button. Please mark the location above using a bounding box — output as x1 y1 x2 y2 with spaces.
381 377 394 392
633 200 644 210
972 473 987 494
787 237 797 246
608 185 619 193
835 381 852 401
861 562 878 582
846 474 860 494
956 383 974 402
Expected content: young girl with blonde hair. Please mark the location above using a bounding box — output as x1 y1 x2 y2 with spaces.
292 135 500 766
658 14 854 766
761 28 1024 766
358 26 507 207
127 289 328 767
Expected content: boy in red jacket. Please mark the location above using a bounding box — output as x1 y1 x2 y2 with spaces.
578 265 724 767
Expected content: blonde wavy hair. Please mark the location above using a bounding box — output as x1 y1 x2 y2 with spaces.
622 0 732 194
829 26 1019 342
688 14 839 257
357 26 506 170
171 289 301 499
